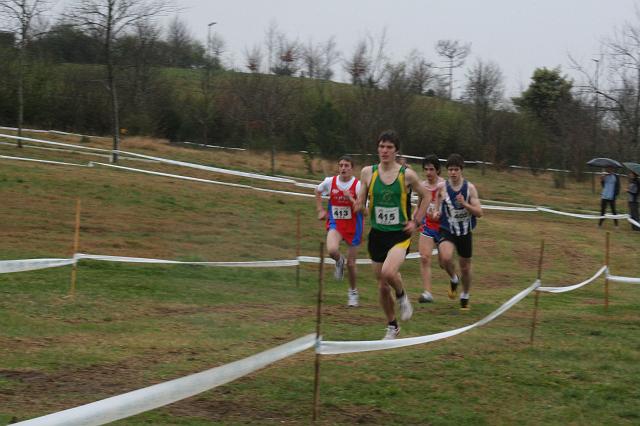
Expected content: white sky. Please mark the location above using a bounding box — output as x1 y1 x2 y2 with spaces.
174 0 639 97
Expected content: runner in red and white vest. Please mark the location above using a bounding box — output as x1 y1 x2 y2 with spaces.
414 154 446 304
315 156 364 307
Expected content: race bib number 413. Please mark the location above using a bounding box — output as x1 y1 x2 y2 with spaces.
331 206 352 220
375 206 400 225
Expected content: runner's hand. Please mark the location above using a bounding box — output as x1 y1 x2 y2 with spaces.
403 220 418 234
317 209 327 220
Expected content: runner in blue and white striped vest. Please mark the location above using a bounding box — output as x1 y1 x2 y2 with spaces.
440 180 477 236
433 154 483 311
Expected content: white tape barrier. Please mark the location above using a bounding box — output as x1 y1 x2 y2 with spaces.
0 133 111 154
297 251 431 266
537 207 629 220
0 141 157 163
91 162 315 199
0 155 90 168
115 150 296 184
0 258 76 273
537 266 607 293
607 274 640 284
1 251 433 274
0 126 108 140
628 217 640 228
181 141 246 151
482 205 538 212
75 253 299 268
318 280 541 355
14 334 317 426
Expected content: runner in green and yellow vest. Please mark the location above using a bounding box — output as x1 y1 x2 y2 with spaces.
354 130 430 340
369 164 411 232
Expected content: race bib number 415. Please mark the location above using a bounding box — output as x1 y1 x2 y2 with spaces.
331 206 352 220
375 206 400 225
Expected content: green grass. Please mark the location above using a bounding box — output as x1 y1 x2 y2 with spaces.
0 136 639 425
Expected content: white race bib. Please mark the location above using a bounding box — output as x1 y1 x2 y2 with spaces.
375 206 400 225
332 206 352 220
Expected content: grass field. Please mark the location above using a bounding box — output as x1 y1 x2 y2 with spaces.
0 132 639 425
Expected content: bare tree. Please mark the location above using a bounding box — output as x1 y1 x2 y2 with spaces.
244 44 262 73
405 50 437 95
344 30 389 88
435 39 471 99
301 36 339 79
0 0 48 145
65 0 175 163
463 59 504 167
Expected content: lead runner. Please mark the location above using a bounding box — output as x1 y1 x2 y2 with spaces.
315 155 364 307
354 130 429 339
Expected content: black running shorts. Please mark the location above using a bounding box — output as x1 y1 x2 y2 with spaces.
439 229 473 258
367 228 411 263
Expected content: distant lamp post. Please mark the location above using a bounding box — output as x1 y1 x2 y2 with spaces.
207 21 217 56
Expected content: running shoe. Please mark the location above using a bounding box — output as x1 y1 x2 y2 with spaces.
460 297 470 310
397 292 414 321
334 255 345 280
418 291 434 303
348 289 359 307
447 277 459 300
383 325 400 340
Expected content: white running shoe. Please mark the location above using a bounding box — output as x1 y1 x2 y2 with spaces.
348 289 359 307
334 255 345 280
398 292 413 321
383 325 400 340
418 291 434 303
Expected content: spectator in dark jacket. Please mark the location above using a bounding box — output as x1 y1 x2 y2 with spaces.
627 171 639 231
598 166 620 228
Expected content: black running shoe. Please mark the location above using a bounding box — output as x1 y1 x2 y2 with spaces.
447 279 458 300
460 298 470 310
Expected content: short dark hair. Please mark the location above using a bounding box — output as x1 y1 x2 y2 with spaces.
377 129 400 150
338 155 354 167
446 153 465 169
422 154 441 173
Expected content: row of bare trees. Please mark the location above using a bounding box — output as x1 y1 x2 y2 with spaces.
1 1 639 169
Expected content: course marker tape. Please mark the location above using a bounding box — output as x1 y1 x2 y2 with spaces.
537 266 607 293
0 155 89 168
0 258 76 274
14 334 316 426
607 274 640 284
115 149 296 184
317 280 541 355
91 162 315 198
75 253 299 268
0 133 111 154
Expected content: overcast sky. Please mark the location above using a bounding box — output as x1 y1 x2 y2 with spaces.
171 0 639 97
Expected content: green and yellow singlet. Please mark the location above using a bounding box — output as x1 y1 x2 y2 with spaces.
368 165 410 232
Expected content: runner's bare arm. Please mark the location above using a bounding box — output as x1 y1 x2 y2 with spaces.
431 184 445 221
404 168 429 232
354 166 372 213
463 183 483 217
314 187 327 220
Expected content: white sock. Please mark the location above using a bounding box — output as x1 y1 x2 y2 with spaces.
451 274 459 284
460 292 469 299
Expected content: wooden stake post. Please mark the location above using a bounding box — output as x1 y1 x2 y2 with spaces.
605 232 610 310
68 199 81 297
312 243 325 422
296 210 301 287
530 240 545 344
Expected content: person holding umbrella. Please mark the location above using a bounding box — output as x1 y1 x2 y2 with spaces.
625 164 640 231
599 165 621 228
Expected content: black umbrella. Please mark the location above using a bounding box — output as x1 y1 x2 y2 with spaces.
623 162 640 176
586 157 623 168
